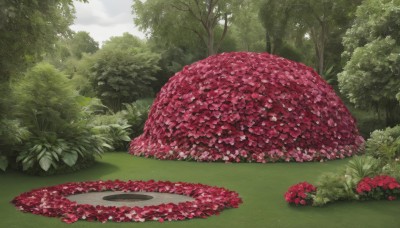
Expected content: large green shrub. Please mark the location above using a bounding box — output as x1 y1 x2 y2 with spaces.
91 35 160 111
14 63 80 135
12 63 110 174
338 0 400 126
366 125 400 162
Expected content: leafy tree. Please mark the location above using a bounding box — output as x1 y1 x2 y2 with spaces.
338 0 400 126
0 0 85 81
231 0 265 52
259 0 295 54
133 0 242 56
91 34 160 111
69 31 99 59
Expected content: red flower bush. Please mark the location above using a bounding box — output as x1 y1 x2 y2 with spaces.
284 182 317 206
11 180 242 223
130 52 364 162
356 175 400 200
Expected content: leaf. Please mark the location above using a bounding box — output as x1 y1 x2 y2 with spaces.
39 156 53 171
62 151 78 167
0 156 8 171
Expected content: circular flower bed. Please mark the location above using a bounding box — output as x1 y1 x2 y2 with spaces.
130 52 364 162
11 180 242 223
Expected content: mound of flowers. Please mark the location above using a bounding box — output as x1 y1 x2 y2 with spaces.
11 180 242 223
130 52 364 163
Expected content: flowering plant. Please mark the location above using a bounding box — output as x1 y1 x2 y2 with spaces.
356 175 400 200
130 52 364 163
12 180 242 223
284 182 317 205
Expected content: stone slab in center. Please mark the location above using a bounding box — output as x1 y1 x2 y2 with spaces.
66 191 195 207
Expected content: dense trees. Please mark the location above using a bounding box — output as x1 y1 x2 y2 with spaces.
133 0 242 56
0 0 85 81
338 0 400 126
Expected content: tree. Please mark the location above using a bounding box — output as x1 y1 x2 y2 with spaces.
292 0 362 75
69 31 99 59
231 0 265 52
0 0 84 81
259 0 295 54
133 0 242 56
338 0 400 126
91 34 160 111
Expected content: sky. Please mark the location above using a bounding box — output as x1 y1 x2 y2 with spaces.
70 0 146 46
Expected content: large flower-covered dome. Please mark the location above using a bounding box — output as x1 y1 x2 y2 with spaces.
129 52 364 163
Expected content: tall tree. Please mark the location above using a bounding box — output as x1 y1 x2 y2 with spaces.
338 0 400 126
293 0 362 74
0 0 84 81
69 31 99 59
231 0 265 52
133 0 242 56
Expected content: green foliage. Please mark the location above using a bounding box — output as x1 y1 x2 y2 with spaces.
120 98 153 138
14 63 80 135
16 128 111 173
382 162 400 181
89 113 131 151
339 0 400 126
347 105 386 138
69 31 99 59
313 172 357 206
133 0 241 56
0 0 83 81
0 119 31 170
91 38 160 111
313 156 381 206
366 125 400 162
10 63 113 174
345 156 382 183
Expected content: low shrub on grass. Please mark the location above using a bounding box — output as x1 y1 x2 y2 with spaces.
366 125 400 162
285 155 398 206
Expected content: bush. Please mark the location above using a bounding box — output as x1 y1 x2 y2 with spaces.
89 112 131 151
311 156 381 206
0 119 30 171
120 98 153 138
12 63 110 174
366 125 400 162
16 129 111 174
91 46 160 111
313 172 357 206
14 63 80 135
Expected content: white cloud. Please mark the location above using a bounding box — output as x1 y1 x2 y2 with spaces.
70 0 146 46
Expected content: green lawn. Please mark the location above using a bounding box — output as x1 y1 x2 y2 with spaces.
1 153 399 228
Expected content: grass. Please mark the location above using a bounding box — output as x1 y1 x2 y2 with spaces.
1 153 399 228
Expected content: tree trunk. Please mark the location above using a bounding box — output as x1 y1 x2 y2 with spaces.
265 31 272 53
207 28 215 56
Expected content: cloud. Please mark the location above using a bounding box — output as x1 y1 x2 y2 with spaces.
70 0 145 45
